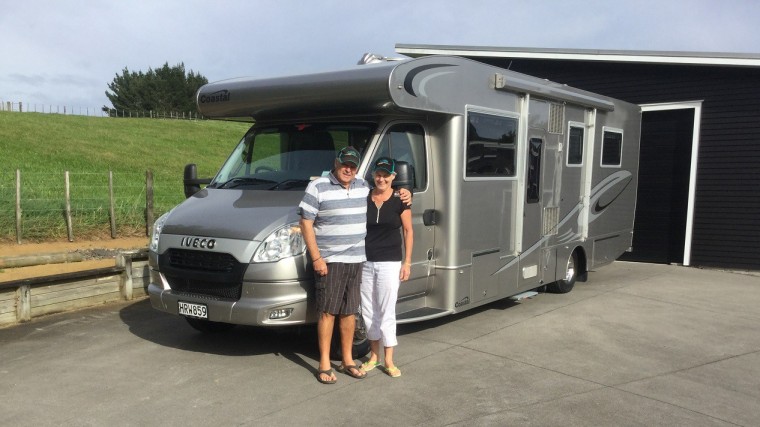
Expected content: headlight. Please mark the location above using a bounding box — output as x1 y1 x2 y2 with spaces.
149 210 172 253
252 223 306 263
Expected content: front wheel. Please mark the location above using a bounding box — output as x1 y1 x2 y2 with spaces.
329 314 370 360
547 251 578 294
184 317 236 333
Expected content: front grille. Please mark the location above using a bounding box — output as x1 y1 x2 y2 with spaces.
168 249 236 272
159 249 246 301
164 276 242 300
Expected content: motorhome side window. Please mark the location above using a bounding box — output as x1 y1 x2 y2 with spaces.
368 123 427 191
527 138 543 203
601 129 623 167
567 125 584 166
466 112 517 178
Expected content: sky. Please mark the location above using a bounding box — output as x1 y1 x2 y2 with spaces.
1 0 760 114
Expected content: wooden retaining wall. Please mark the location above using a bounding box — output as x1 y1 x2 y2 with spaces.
0 250 149 327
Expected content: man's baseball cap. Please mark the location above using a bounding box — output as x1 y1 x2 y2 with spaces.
337 146 361 167
373 157 396 175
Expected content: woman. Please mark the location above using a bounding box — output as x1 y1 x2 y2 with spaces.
360 157 413 378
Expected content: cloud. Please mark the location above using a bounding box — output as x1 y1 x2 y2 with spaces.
7 74 47 86
1 0 759 111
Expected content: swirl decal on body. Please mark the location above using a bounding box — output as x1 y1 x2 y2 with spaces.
403 64 457 97
492 170 633 276
588 170 633 221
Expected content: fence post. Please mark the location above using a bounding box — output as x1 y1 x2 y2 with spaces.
116 252 134 300
109 171 117 238
15 169 22 244
145 170 154 236
16 285 31 322
65 171 74 241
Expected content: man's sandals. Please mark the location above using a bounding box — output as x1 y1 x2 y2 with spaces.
337 364 367 379
316 368 337 384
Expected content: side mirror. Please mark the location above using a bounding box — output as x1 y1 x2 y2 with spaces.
183 164 212 198
393 161 415 192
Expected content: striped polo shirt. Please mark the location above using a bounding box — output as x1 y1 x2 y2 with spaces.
299 172 370 263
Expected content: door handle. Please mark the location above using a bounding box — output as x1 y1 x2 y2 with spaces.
423 209 439 226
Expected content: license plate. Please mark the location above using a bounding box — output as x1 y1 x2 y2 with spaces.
178 301 207 319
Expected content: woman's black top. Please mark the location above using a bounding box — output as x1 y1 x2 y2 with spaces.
365 192 409 262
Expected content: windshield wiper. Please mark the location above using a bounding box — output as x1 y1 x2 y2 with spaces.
269 179 311 190
217 177 276 189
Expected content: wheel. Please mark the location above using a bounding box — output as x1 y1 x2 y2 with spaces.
547 251 578 294
184 317 236 333
329 314 370 360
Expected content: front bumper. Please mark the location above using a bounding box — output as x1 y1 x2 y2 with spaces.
148 269 317 326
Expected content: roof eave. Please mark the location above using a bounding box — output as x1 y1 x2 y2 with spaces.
395 44 760 68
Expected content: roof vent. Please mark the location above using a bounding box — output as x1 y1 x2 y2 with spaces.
549 103 564 134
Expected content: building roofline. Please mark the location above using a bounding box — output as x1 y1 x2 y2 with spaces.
395 44 760 67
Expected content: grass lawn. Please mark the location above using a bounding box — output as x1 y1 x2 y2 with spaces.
0 111 250 241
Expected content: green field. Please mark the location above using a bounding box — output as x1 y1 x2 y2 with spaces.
0 111 250 241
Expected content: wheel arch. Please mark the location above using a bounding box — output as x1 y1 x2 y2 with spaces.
574 246 588 282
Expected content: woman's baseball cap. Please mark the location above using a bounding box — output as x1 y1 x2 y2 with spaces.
373 157 396 174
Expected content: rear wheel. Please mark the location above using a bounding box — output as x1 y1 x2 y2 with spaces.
184 317 236 333
547 251 578 294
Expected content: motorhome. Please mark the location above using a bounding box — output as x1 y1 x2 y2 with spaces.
148 55 641 352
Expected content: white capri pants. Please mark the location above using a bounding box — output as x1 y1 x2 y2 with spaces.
361 261 401 348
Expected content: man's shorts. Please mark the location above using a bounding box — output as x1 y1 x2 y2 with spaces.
314 262 362 315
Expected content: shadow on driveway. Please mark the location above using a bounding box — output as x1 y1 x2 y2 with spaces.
118 298 319 373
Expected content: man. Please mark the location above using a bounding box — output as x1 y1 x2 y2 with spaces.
299 146 410 384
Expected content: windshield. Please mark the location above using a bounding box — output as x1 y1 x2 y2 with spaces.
210 123 376 190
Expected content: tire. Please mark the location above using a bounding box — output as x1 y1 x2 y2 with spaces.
329 314 370 360
184 317 236 333
547 251 578 294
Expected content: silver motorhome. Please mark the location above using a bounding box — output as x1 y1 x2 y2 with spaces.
148 55 641 339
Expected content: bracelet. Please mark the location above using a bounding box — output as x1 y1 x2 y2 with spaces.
313 256 322 263
404 262 411 266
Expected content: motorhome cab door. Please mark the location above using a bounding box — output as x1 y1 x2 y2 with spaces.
364 122 433 300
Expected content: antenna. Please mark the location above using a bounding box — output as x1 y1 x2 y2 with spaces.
358 53 385 65
357 53 406 65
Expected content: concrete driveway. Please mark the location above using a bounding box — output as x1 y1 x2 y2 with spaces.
1 261 759 426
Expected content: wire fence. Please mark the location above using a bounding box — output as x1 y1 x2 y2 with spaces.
0 170 185 242
0 99 203 120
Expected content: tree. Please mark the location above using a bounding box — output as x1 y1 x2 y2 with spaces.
103 62 208 115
